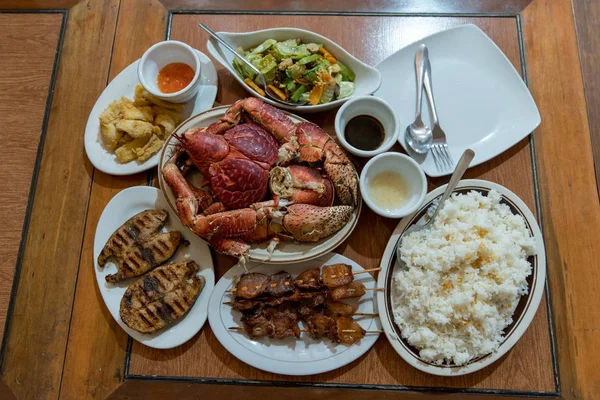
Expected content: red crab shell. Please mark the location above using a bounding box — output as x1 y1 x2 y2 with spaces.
179 123 279 209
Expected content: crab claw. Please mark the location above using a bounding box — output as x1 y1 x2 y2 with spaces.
281 204 354 242
269 165 334 207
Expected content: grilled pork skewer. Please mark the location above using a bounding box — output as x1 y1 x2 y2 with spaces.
228 327 383 333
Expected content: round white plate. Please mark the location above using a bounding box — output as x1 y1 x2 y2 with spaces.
208 252 381 376
85 50 218 176
94 186 215 349
157 106 362 264
377 179 546 376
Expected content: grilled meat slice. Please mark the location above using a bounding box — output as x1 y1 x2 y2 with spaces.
264 271 295 297
98 209 168 266
294 267 322 290
333 316 365 345
321 263 353 288
230 298 262 311
120 260 204 334
263 288 301 307
236 273 269 299
297 291 327 318
265 307 301 339
241 307 275 338
105 231 181 283
330 281 366 301
305 314 336 339
325 300 357 317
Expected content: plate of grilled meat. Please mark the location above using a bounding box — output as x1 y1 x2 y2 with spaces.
94 186 215 349
158 98 362 266
208 252 381 375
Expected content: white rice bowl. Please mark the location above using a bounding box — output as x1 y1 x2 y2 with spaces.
393 189 536 366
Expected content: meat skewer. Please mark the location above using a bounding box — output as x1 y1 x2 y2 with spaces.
223 301 377 316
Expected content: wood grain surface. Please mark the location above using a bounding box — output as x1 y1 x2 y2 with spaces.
573 0 600 192
522 1 600 399
0 2 119 399
124 14 555 393
2 0 599 398
0 12 62 347
58 1 168 399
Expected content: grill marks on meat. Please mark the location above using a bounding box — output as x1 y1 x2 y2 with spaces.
265 271 295 297
120 260 205 333
99 210 182 282
330 281 366 301
321 263 353 288
294 267 321 290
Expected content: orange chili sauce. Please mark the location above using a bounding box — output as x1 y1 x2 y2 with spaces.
157 62 195 93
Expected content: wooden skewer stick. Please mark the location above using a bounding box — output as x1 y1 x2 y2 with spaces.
228 327 383 333
221 303 378 317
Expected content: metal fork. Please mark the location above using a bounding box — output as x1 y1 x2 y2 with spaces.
422 46 453 172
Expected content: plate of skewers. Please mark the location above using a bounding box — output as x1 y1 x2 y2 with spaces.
208 252 382 375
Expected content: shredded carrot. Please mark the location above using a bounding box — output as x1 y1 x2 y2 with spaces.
319 47 337 64
267 84 287 101
244 78 266 96
321 73 332 81
309 84 324 105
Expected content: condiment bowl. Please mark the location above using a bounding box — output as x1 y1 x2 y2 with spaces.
334 96 400 158
138 40 201 103
359 152 427 218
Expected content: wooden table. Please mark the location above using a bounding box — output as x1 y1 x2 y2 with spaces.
1 1 599 399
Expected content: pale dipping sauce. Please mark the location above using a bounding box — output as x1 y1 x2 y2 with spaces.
368 170 409 210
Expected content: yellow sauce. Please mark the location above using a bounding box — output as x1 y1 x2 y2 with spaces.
368 170 409 210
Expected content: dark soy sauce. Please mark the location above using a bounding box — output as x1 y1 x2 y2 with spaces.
344 115 385 151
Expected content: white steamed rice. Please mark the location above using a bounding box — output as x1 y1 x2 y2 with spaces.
393 189 536 366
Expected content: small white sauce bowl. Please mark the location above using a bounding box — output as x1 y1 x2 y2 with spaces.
137 40 201 104
360 152 427 218
334 96 399 158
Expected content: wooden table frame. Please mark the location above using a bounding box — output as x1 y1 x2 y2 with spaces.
0 1 598 399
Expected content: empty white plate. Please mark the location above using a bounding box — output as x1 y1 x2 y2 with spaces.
375 24 541 177
84 50 218 176
94 186 215 349
208 252 381 375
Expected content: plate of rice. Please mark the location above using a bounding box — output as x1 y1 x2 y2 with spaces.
376 179 546 376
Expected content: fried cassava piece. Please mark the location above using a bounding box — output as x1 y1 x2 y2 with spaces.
98 209 182 282
120 260 205 333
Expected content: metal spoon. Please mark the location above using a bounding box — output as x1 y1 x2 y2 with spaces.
404 44 433 154
199 23 299 106
394 149 475 265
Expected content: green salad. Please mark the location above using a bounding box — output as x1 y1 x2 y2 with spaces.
233 38 355 105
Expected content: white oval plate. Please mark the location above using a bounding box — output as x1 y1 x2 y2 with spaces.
377 179 546 375
94 186 215 349
206 27 381 113
375 24 541 177
84 50 218 176
208 252 381 375
157 106 362 264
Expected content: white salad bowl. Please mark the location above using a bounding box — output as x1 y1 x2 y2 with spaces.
206 27 382 113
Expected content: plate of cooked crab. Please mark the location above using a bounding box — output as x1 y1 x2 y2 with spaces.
158 97 361 264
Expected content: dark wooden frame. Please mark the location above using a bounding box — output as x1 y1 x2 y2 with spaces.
1 0 598 398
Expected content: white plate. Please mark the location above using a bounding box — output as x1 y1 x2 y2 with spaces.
208 252 381 375
207 27 381 113
94 186 215 349
157 106 362 264
84 50 218 176
374 24 541 177
377 179 546 375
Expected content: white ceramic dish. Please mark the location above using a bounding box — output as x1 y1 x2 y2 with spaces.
158 105 362 264
93 186 215 349
138 40 202 103
360 152 427 218
334 96 400 158
208 252 381 375
374 24 541 177
206 27 382 113
377 179 546 375
84 49 218 176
